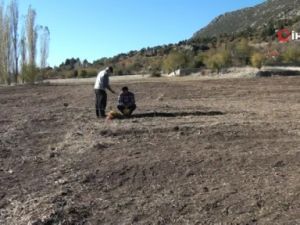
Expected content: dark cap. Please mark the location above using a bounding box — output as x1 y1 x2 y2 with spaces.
122 86 128 91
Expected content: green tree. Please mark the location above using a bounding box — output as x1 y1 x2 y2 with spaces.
205 49 231 73
163 51 187 75
149 58 162 75
234 38 252 65
251 52 266 69
193 53 206 68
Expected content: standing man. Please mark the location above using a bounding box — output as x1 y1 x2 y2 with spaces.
117 86 136 116
94 66 115 118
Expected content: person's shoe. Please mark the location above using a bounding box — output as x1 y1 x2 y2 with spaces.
96 109 100 118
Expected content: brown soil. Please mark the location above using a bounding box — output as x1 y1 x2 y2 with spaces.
0 76 300 225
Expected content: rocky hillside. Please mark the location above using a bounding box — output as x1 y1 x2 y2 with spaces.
193 0 300 38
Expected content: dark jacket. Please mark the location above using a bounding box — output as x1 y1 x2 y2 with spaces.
118 91 135 106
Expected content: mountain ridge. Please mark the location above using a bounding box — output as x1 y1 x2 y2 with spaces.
193 0 300 38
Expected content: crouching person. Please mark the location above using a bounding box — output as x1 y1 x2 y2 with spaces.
117 86 136 116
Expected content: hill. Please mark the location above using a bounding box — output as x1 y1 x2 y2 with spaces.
193 0 300 39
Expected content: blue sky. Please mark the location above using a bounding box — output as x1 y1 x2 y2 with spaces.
13 0 265 67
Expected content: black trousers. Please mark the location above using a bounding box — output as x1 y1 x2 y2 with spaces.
95 89 107 117
117 104 136 115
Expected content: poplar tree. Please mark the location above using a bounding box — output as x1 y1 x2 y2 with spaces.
25 5 38 82
9 0 18 83
40 26 50 77
2 10 12 84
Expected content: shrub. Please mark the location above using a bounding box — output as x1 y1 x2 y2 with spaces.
79 69 97 78
282 46 300 64
73 70 78 78
193 53 206 68
61 71 74 79
21 64 39 83
80 70 88 78
251 52 266 69
233 38 252 65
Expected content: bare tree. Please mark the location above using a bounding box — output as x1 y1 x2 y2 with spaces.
9 0 19 83
0 2 46 84
2 10 12 84
25 5 38 82
26 6 37 66
0 3 4 83
40 26 50 78
20 27 26 83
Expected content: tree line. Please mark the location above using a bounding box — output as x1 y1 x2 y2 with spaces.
0 0 50 85
43 15 300 79
48 37 300 79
